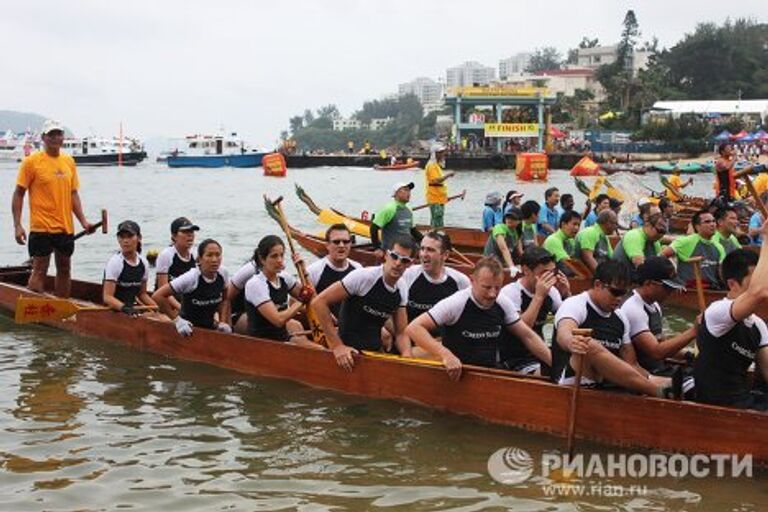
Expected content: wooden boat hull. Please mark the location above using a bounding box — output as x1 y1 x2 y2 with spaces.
1 274 766 464
373 163 420 171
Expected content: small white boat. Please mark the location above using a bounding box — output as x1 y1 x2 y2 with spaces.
62 137 147 166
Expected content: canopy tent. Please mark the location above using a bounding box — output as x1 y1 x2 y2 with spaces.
739 134 757 142
730 130 749 140
754 130 768 140
714 130 731 141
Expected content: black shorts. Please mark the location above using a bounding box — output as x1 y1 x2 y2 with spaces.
28 232 75 258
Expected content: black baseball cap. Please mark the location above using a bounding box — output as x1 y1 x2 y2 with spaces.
117 220 141 236
504 207 523 221
170 217 200 233
636 256 685 290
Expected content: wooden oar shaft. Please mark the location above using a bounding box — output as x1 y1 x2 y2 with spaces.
412 189 466 212
688 256 707 313
567 328 592 457
735 167 768 219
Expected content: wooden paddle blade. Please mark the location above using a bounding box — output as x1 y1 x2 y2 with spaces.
316 209 371 238
14 296 81 324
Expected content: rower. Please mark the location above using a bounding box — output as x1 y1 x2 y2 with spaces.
629 199 651 229
226 250 259 334
154 216 200 314
748 192 767 246
712 206 742 255
658 197 674 222
406 257 551 380
402 231 470 323
424 143 455 228
102 220 156 316
661 210 724 289
576 210 618 274
370 182 422 259
612 207 667 270
306 223 361 318
553 260 676 397
499 248 570 374
520 200 541 251
243 235 316 347
542 210 581 274
694 243 768 411
153 239 231 336
483 208 522 272
538 187 561 236
619 257 696 380
482 191 503 232
559 193 575 214
315 236 417 370
666 167 693 201
502 190 524 215
583 193 610 227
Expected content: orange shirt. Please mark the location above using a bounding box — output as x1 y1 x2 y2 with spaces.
16 151 80 234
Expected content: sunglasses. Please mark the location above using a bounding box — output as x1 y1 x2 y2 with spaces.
607 285 629 297
388 250 414 265
329 239 352 245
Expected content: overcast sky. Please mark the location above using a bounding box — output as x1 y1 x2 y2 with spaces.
3 0 765 148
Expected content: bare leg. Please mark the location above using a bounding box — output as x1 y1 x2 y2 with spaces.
234 314 249 334
381 318 395 351
53 252 72 298
573 346 660 396
286 319 323 350
28 255 51 293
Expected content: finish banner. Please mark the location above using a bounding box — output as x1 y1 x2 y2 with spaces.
484 123 539 137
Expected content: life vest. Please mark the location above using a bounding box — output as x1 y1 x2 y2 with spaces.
713 160 737 199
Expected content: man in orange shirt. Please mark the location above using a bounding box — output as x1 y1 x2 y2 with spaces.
12 120 94 297
424 143 454 227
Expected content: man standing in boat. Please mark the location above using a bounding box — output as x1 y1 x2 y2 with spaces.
424 143 455 228
370 182 423 260
406 257 551 380
11 120 94 298
714 143 737 203
694 240 768 411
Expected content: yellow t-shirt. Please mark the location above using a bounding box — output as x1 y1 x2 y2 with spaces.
666 174 683 200
425 161 447 204
754 173 768 196
16 151 79 234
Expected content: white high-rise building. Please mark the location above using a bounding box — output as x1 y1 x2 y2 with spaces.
576 45 651 77
398 77 445 113
445 61 496 88
499 53 532 80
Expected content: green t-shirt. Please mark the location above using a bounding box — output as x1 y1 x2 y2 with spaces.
613 228 661 266
711 231 742 255
483 223 519 264
373 200 413 249
543 229 576 262
576 224 613 261
669 233 725 287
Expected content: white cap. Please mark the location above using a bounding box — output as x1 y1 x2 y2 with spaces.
392 181 415 196
41 119 64 135
638 197 651 207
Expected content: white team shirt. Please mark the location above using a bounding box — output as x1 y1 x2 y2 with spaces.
244 271 298 307
428 288 520 327
340 266 408 306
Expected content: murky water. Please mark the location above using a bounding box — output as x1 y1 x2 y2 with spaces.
0 161 765 510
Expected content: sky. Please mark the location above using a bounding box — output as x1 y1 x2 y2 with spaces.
2 0 765 149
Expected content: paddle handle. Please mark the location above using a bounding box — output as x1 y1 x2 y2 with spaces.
688 257 707 313
566 328 592 457
735 168 768 219
73 209 108 241
411 189 466 212
451 248 474 267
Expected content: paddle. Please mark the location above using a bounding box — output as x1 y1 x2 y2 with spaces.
264 194 329 347
412 189 467 212
15 296 155 324
294 183 371 238
567 328 593 457
73 209 108 241
688 256 706 358
734 167 767 218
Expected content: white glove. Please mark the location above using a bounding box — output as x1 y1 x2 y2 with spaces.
216 323 232 334
174 316 194 337
508 265 521 278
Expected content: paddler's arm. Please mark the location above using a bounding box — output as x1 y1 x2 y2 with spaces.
520 271 556 328
494 234 515 270
730 220 768 322
216 295 231 330
632 326 697 363
136 281 157 309
152 283 182 318
103 280 131 313
507 320 552 367
429 171 455 185
392 307 412 357
405 313 462 381
11 185 27 245
409 226 424 242
71 190 93 232
314 282 358 370
580 248 598 274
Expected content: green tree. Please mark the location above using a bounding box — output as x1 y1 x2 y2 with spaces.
303 109 315 125
289 116 304 135
316 104 340 120
525 47 563 73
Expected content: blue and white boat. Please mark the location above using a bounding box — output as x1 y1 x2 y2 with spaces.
166 133 265 168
